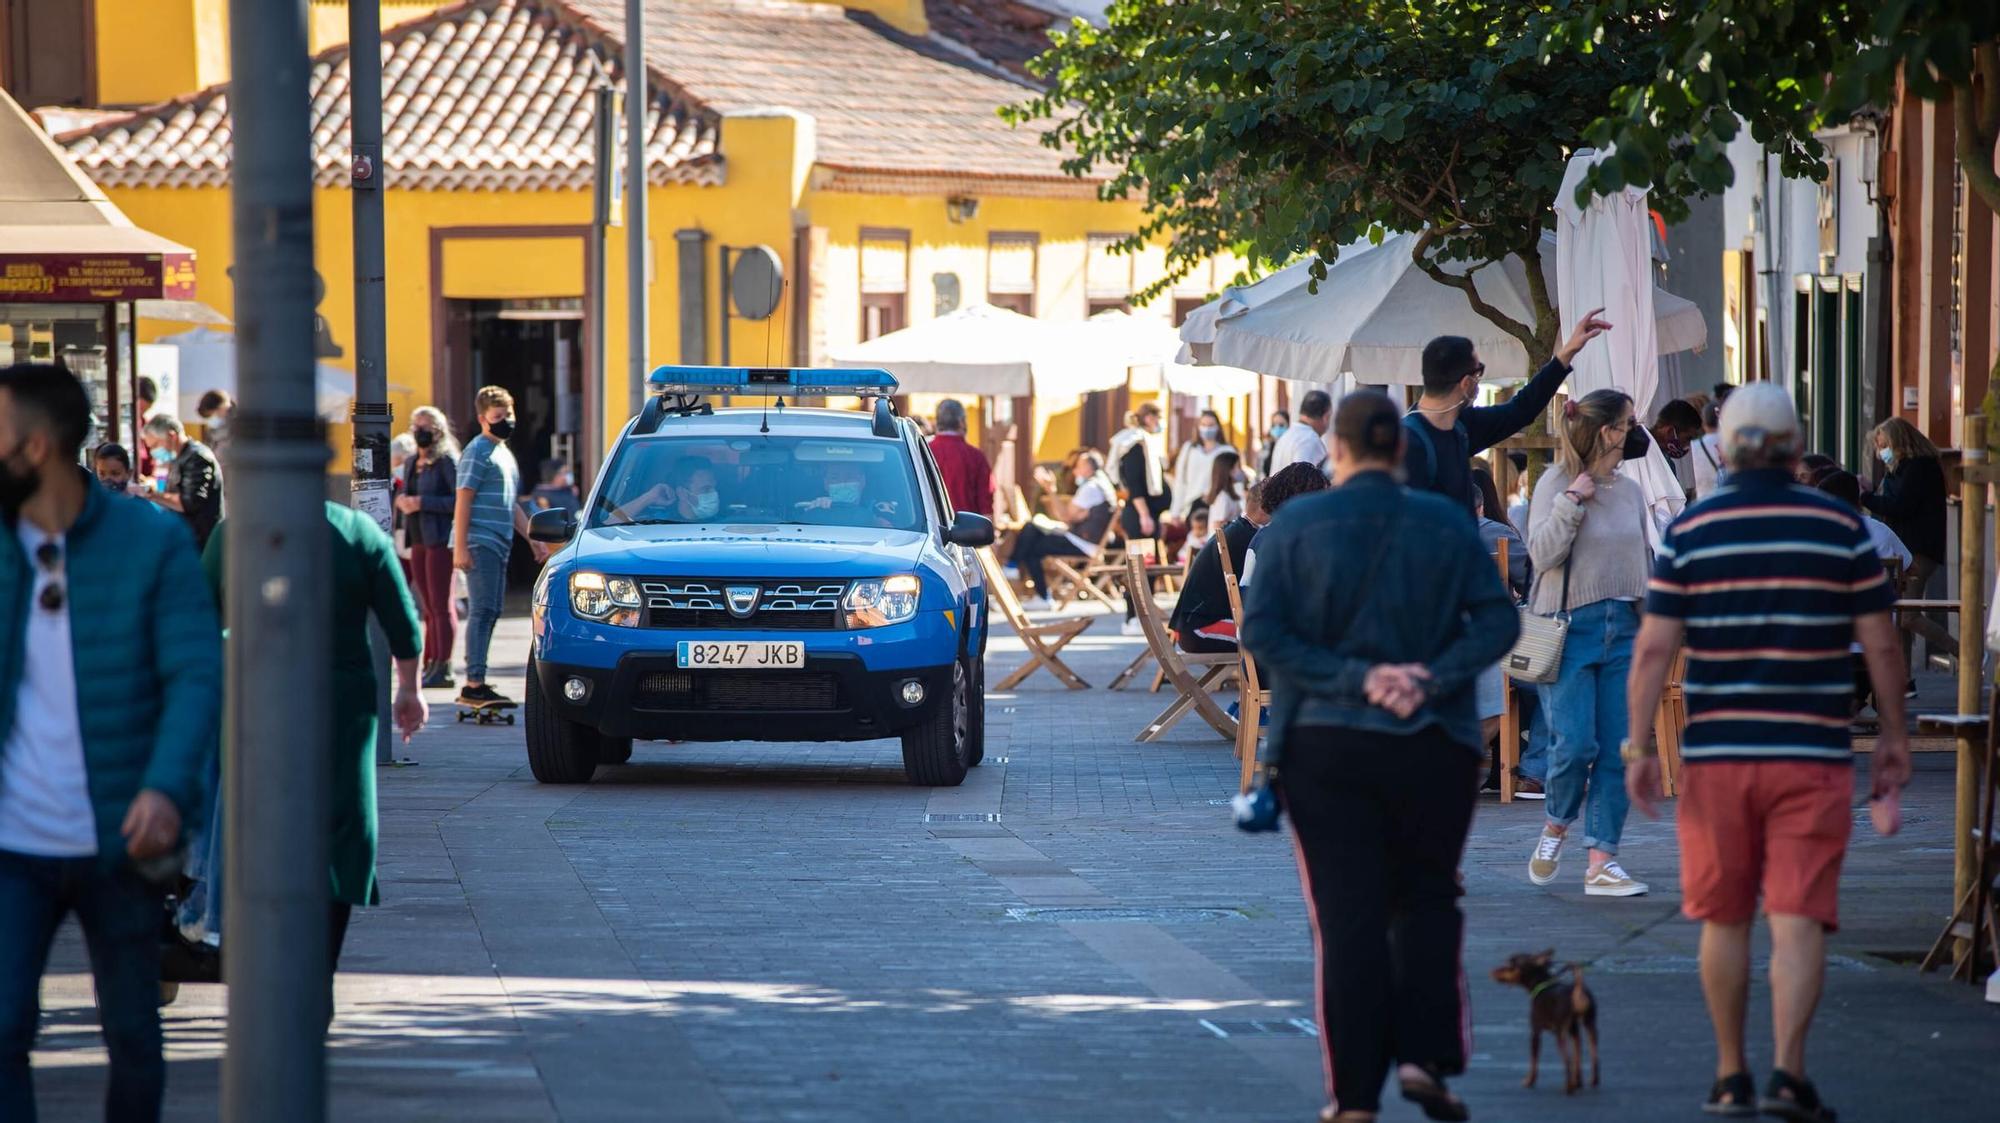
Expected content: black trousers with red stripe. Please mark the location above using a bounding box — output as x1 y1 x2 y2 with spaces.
1280 723 1480 1112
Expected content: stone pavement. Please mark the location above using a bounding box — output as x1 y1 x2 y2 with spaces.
30 606 2000 1122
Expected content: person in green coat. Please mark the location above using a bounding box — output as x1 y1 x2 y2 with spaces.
200 501 426 989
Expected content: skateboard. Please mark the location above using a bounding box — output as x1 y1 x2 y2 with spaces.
456 699 518 725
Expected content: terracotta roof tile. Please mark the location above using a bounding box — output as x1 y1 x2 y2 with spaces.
566 0 1082 182
923 0 1059 83
59 0 722 191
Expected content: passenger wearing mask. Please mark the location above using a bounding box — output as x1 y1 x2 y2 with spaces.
1525 389 1655 899
1244 390 1518 1123
1014 452 1115 612
796 462 901 526
1169 409 1238 525
608 456 719 524
139 413 225 551
1863 417 1953 688
394 405 462 688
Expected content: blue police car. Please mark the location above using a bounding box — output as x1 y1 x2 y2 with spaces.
523 367 996 786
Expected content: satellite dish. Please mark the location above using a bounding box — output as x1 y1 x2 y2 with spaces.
729 245 784 321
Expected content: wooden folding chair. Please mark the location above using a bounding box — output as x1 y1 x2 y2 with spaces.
1047 521 1123 610
1105 538 1185 690
1217 541 1266 792
977 548 1092 690
1128 551 1238 742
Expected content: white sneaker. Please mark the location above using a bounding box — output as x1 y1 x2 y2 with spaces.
1528 828 1565 886
1584 861 1649 897
1121 617 1144 636
1018 596 1054 612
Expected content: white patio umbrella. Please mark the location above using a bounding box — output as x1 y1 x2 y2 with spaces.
155 326 408 421
826 303 1129 399
1184 231 1706 386
1075 309 1260 399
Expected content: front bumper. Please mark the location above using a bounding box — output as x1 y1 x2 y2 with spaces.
532 653 953 742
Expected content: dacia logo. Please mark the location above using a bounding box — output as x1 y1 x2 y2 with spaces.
724 586 760 618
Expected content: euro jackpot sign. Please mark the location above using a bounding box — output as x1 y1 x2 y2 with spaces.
0 252 197 302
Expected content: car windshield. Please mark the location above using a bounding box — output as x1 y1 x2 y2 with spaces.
586 432 924 531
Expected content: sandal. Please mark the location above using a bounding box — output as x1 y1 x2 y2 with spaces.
1759 1069 1837 1122
1398 1064 1470 1122
1318 1109 1375 1123
1703 1072 1757 1117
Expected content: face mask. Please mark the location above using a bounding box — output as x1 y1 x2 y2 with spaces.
1879 448 1895 467
1270 424 1288 439
0 445 41 515
1199 425 1220 442
828 481 864 506
488 418 515 441
413 427 437 449
1620 425 1650 461
155 447 176 466
689 490 720 519
98 472 129 490
1658 432 1689 460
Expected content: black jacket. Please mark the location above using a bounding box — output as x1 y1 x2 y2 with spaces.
1170 517 1258 634
1402 356 1571 516
1118 437 1170 536
1243 471 1518 759
1863 454 1946 565
401 452 459 548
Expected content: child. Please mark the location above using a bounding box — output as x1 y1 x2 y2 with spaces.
1178 508 1211 566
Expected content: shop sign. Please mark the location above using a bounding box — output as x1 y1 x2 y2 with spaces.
0 252 196 302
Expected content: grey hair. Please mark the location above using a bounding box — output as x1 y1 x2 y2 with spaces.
1725 427 1801 472
141 412 184 438
935 398 967 433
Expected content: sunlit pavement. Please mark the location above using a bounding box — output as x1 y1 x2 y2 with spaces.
32 608 2000 1121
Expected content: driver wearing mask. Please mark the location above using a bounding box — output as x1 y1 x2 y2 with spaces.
796 462 897 525
611 456 720 523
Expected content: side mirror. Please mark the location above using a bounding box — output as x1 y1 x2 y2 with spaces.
528 507 577 544
943 511 995 548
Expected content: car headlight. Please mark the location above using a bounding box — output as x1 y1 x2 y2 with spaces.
845 574 920 627
570 572 642 627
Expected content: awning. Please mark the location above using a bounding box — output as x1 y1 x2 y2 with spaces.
0 88 196 303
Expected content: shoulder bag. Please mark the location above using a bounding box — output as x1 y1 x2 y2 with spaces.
1504 511 1573 684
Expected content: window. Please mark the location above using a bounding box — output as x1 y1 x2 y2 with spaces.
589 434 923 532
1086 233 1133 313
988 232 1037 315
859 228 909 340
1 0 96 108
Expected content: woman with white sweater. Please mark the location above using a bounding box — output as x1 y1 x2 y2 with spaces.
1525 388 1654 898
1169 409 1238 522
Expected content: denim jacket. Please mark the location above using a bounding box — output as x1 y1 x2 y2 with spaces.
1242 470 1519 758
401 451 458 548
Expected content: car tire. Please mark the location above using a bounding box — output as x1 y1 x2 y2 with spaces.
900 658 970 786
966 655 986 768
524 657 600 784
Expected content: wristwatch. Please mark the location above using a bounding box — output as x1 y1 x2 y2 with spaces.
1619 738 1656 763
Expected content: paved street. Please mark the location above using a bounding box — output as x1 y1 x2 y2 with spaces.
31 608 2000 1122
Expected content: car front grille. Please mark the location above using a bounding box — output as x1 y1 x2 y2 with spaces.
638 579 846 631
634 671 841 711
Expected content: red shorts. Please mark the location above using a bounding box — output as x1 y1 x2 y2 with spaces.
1677 761 1854 931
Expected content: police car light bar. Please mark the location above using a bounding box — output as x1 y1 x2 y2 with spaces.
645 365 900 397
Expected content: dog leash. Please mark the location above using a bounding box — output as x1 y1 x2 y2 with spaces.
1536 902 1684 997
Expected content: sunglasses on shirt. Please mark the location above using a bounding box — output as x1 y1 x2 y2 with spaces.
34 540 62 612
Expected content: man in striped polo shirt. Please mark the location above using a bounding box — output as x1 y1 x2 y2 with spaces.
1624 384 1911 1120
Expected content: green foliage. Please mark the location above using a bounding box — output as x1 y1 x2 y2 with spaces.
1005 1 1672 351
1543 1 2000 215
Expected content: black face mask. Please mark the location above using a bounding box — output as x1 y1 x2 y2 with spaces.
1621 426 1651 461
488 418 515 441
413 427 438 449
0 446 40 515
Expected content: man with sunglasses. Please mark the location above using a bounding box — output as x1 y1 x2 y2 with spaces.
1402 310 1613 517
0 363 220 1121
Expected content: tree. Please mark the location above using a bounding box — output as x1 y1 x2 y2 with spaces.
1545 1 2000 217
1007 1 1670 358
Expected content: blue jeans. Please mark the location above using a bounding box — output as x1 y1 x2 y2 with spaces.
464 544 507 682
1518 687 1550 783
1534 599 1638 853
0 850 165 1122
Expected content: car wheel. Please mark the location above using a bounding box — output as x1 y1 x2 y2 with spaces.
966 655 986 767
524 657 600 784
900 659 970 786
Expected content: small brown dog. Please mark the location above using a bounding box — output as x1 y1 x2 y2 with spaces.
1491 950 1598 1094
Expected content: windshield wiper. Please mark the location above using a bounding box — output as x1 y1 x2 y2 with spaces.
607 517 686 527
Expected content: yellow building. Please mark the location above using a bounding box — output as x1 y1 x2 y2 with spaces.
32 0 1242 490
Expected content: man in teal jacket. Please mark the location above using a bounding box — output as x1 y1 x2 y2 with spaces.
0 363 220 1122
